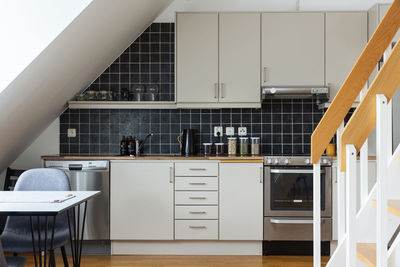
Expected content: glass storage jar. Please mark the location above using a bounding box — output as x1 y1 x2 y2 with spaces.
227 137 237 156
203 143 213 156
250 137 261 155
239 137 249 156
215 143 225 156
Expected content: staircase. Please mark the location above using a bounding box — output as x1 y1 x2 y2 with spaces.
311 0 400 266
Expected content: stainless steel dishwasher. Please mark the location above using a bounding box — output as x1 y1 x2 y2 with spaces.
44 160 110 240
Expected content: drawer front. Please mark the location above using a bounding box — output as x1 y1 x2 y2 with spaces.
175 206 218 219
175 191 218 205
264 217 332 241
175 176 218 191
175 163 218 176
175 220 218 240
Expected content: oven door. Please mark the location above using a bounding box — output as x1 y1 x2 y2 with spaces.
264 166 331 217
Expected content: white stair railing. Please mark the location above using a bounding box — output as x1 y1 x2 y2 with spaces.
345 144 357 266
376 94 392 267
336 122 346 244
313 161 321 267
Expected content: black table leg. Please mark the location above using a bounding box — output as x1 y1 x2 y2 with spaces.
66 202 88 267
29 216 38 267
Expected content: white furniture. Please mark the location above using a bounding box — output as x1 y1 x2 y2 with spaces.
110 160 264 255
219 162 264 240
261 12 325 87
176 13 261 108
174 162 219 240
110 162 174 240
325 12 367 103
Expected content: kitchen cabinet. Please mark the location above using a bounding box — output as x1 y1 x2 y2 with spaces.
176 13 261 108
326 12 367 103
110 162 174 240
261 12 325 87
219 162 263 240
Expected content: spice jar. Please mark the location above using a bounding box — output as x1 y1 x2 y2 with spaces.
203 143 213 156
227 137 237 156
251 137 261 155
239 137 249 156
215 143 225 156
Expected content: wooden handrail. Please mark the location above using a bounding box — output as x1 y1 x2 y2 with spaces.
311 0 400 164
339 41 400 171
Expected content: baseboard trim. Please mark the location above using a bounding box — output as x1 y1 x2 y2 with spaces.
111 240 262 255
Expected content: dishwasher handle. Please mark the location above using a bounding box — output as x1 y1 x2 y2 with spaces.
69 164 83 171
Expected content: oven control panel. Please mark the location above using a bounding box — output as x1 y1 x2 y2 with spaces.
264 156 331 166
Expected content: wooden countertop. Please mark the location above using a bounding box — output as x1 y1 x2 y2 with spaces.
41 155 264 162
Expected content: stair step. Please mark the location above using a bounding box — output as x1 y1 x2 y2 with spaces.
357 243 376 267
371 200 400 217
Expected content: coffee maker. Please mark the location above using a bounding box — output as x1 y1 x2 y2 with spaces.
177 129 196 156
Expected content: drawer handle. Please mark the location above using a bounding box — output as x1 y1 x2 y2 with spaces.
189 182 207 185
189 197 207 200
189 168 207 171
189 211 207 214
189 226 207 229
270 218 313 224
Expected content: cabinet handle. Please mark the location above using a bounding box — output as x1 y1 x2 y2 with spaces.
189 211 207 214
263 67 268 83
214 83 219 99
170 166 174 183
189 226 207 229
260 166 263 183
189 182 207 185
220 83 225 98
189 168 207 171
189 197 207 200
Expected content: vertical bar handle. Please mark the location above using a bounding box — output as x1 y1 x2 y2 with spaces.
214 83 219 99
260 166 263 183
170 166 174 183
263 67 268 83
221 83 225 99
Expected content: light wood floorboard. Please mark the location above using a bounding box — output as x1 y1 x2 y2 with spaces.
20 254 329 267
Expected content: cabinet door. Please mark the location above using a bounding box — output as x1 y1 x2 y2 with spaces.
261 12 324 86
219 162 263 240
326 12 367 102
219 13 260 103
176 13 218 103
110 162 174 240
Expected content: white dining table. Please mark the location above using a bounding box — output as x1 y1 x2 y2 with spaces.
0 191 100 267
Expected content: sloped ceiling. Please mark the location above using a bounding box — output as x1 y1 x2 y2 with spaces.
0 0 172 172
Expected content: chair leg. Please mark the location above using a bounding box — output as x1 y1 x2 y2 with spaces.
49 249 56 267
61 246 69 267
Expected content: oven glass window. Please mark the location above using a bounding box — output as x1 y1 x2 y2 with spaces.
270 169 325 211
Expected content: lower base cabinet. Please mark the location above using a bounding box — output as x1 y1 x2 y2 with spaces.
219 162 264 240
110 162 174 240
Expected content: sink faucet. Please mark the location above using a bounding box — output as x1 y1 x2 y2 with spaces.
135 133 154 156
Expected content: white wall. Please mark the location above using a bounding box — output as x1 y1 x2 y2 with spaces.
0 0 92 92
0 118 59 188
155 0 393 22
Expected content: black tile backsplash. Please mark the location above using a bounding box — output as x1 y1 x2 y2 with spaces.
60 22 328 156
60 99 324 156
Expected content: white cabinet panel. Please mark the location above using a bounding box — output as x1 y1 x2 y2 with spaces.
110 162 174 240
175 220 218 240
219 163 263 240
175 206 218 220
176 13 219 103
175 162 218 177
326 12 367 102
261 12 325 86
175 191 218 205
219 13 260 103
175 176 218 191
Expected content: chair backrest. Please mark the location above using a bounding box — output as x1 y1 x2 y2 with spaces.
4 168 25 191
14 168 70 191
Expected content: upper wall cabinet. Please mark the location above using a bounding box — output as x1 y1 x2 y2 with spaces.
326 12 367 103
261 12 325 87
176 13 261 108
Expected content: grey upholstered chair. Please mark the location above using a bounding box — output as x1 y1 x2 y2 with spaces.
1 168 71 266
0 239 26 267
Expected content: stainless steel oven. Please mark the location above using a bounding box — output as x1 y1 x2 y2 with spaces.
263 156 332 242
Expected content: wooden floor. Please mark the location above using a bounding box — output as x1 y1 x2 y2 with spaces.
22 254 329 267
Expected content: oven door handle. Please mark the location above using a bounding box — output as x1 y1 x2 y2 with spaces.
270 169 325 174
270 218 313 224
